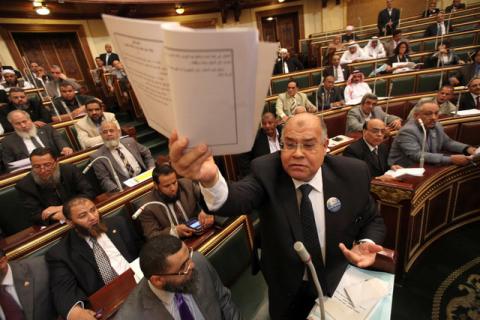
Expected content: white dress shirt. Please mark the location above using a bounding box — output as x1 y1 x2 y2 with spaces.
148 281 205 320
84 232 131 276
22 135 45 155
110 142 141 177
334 65 345 82
0 264 24 319
267 130 281 153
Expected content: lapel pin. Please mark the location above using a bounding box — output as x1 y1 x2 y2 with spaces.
24 281 30 287
326 197 341 212
112 229 117 234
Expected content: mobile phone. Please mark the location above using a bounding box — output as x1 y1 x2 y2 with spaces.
186 218 203 233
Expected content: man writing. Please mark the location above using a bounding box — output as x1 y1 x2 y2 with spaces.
169 113 386 319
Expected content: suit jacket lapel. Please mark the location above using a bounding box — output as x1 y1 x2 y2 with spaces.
13 133 30 159
107 223 131 261
12 263 34 320
361 139 382 173
103 147 127 179
140 280 174 319
70 230 98 270
277 170 303 243
37 127 50 148
122 140 145 169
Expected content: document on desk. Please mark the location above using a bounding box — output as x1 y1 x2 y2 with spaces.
454 109 480 116
308 265 394 320
103 15 278 155
384 167 425 178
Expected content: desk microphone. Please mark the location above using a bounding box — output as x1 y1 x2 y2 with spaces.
294 241 325 320
384 82 394 124
418 118 427 168
83 156 123 192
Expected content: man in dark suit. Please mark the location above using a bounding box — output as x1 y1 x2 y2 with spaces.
99 44 120 66
424 11 454 37
317 75 345 111
138 163 214 239
169 113 386 319
459 76 480 110
0 250 57 320
91 121 155 192
0 87 52 133
115 235 240 319
344 119 402 178
377 0 400 36
446 0 466 12
322 54 349 83
52 83 95 122
2 110 73 167
45 197 141 320
273 48 304 75
15 147 95 225
449 48 480 86
236 112 282 177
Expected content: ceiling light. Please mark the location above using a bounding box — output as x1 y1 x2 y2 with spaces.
36 5 50 15
175 5 185 15
266 17 274 21
32 1 43 7
278 0 286 3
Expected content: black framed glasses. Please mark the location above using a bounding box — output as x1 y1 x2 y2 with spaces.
156 247 193 276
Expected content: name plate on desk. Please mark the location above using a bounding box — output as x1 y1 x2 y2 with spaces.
123 169 154 187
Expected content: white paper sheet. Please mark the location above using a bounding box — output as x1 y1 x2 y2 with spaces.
384 167 425 178
8 158 31 171
129 258 144 284
454 109 480 116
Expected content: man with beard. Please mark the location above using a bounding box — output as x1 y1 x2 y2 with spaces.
15 148 95 225
115 235 240 320
138 163 214 239
0 69 34 92
2 110 73 167
52 83 95 122
0 87 52 133
91 121 155 193
44 65 81 98
74 99 119 149
46 197 141 320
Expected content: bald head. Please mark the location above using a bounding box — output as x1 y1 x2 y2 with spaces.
363 119 386 147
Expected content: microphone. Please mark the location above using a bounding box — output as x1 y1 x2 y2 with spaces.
83 156 124 192
294 242 325 320
418 118 427 168
132 201 173 224
455 91 462 116
384 82 394 124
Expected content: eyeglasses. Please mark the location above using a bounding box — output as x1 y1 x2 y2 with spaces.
156 247 194 276
280 141 320 152
32 162 55 170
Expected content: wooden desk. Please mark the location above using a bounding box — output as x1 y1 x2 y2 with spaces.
370 160 480 277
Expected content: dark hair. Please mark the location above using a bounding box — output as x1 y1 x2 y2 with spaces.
95 56 102 60
392 29 402 36
85 98 103 109
438 40 451 49
63 197 92 220
393 41 410 56
8 87 25 95
440 84 454 91
152 163 175 185
59 82 75 89
29 147 57 160
361 93 378 105
287 79 298 87
140 235 183 278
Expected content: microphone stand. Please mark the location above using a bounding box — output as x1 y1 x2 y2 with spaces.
132 201 173 223
418 119 427 168
384 82 393 124
398 8 403 28
446 10 453 35
294 242 325 320
455 90 462 116
373 51 378 94
83 156 124 192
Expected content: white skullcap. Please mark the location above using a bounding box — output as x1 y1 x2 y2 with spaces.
371 36 379 40
1 69 15 75
279 48 288 54
347 41 357 48
346 25 354 31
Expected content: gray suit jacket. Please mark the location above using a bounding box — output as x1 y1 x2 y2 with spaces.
114 252 241 320
90 137 155 192
10 256 57 320
346 105 400 133
1 125 69 167
388 120 468 167
44 78 81 98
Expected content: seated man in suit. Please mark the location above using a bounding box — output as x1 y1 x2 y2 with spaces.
2 110 73 168
407 85 456 119
15 147 95 225
0 249 57 320
446 0 466 12
45 65 81 98
344 119 402 180
0 87 52 133
139 163 214 239
75 99 119 149
459 77 480 110
346 93 402 133
322 54 349 83
424 11 453 37
169 113 386 319
52 83 95 122
115 235 240 319
388 101 477 167
275 80 316 122
273 48 304 75
317 75 345 111
449 48 480 86
100 43 120 66
91 121 155 192
46 197 141 320
236 112 282 177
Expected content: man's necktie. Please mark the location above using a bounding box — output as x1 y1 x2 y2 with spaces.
173 201 187 225
116 148 135 178
31 136 43 149
174 293 194 320
372 148 382 171
90 237 118 285
333 67 338 81
299 184 327 292
476 96 480 109
0 285 26 320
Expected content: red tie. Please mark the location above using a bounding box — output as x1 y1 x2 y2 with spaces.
0 285 25 320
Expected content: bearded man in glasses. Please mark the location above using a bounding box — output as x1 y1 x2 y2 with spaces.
45 196 141 320
116 234 241 319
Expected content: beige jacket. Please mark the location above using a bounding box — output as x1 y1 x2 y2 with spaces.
74 112 119 149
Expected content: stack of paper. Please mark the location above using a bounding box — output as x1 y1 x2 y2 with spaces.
102 15 278 155
123 168 154 187
454 109 480 116
384 168 425 178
